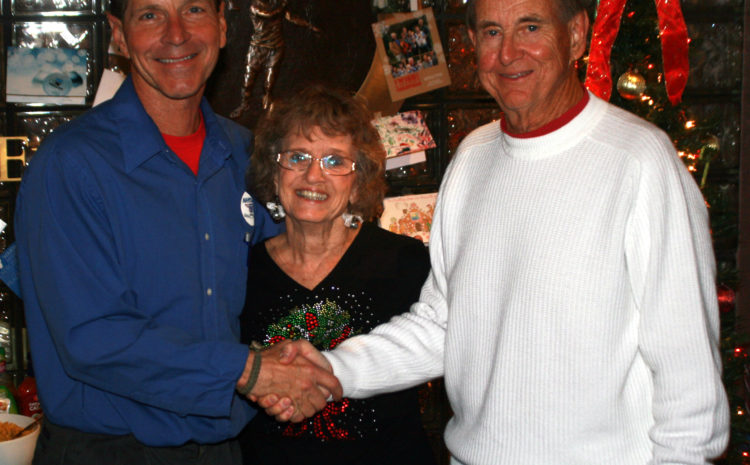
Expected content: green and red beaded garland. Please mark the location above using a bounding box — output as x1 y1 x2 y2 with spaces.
263 298 363 440
265 299 357 350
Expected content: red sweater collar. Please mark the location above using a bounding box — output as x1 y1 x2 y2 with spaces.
501 90 590 139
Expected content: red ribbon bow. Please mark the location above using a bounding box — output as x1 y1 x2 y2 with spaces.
584 0 689 105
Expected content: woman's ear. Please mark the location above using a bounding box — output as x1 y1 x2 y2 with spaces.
348 184 359 207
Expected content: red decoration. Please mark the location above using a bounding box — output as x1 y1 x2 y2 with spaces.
584 0 689 105
718 284 736 314
305 312 319 331
584 0 627 101
655 0 690 105
282 398 352 440
329 326 352 349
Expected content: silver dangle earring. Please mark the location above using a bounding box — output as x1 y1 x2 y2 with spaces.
266 197 286 221
342 211 363 229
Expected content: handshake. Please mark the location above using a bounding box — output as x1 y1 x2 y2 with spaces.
235 340 341 423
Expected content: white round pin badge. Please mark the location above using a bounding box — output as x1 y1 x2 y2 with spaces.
241 192 255 226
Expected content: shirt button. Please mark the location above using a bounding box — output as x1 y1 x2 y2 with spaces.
204 233 210 241
206 288 213 296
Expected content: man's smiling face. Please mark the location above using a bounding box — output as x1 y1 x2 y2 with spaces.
109 0 227 103
468 0 586 129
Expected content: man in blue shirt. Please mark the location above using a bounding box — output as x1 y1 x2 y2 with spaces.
14 0 341 462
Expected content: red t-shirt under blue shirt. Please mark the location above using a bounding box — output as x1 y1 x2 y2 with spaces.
161 114 206 175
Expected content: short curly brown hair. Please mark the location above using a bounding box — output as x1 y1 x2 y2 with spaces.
247 85 387 222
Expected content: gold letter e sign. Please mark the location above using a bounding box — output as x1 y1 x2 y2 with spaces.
0 137 29 182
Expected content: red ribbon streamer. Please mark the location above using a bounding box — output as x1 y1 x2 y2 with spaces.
656 0 690 105
584 0 689 105
584 0 627 101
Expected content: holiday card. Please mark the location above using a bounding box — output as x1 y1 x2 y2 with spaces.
373 110 436 159
372 8 450 101
380 192 437 244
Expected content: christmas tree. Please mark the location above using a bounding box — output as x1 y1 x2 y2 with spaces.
584 0 744 461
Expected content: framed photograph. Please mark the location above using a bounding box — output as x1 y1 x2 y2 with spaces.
7 47 88 104
380 192 438 244
372 8 451 101
13 22 98 102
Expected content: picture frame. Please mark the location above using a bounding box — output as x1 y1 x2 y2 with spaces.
12 21 98 102
371 8 450 101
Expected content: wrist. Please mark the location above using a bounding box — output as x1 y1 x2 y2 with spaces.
237 347 263 396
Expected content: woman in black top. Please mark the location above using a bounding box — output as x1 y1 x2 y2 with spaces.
239 85 435 465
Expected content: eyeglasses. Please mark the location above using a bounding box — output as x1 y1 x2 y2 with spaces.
276 150 356 176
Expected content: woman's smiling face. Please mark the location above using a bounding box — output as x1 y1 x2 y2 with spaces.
276 127 357 227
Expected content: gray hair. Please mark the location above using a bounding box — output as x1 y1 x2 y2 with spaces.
466 0 588 30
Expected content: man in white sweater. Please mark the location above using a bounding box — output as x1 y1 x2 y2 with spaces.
261 0 730 462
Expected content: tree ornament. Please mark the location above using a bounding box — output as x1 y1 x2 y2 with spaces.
702 134 720 153
616 71 646 100
585 0 689 104
734 345 747 358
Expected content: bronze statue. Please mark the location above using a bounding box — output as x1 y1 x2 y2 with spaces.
230 0 320 118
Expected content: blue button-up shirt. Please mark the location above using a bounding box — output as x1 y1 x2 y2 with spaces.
15 78 281 446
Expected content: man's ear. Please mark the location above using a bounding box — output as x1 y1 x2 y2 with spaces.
217 1 228 49
468 28 477 48
107 13 130 58
568 10 589 62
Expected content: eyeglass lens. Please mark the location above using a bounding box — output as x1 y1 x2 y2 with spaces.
278 151 354 175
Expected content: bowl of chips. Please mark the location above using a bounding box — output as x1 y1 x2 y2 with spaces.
0 413 40 465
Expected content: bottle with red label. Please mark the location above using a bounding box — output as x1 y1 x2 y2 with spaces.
17 359 40 418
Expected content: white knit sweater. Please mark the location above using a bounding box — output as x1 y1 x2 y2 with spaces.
325 94 729 464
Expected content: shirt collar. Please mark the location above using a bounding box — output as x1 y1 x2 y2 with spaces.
500 85 590 139
113 77 231 173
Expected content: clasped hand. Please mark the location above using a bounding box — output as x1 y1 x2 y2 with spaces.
236 340 338 423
